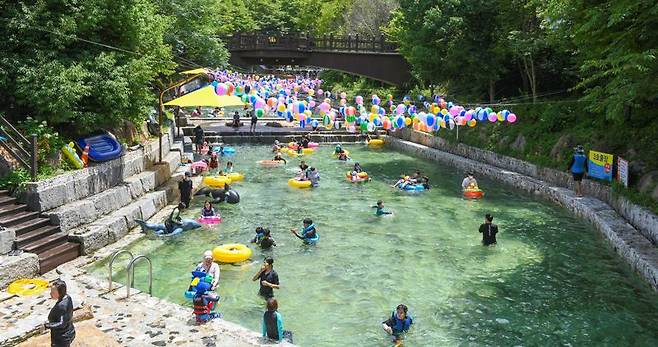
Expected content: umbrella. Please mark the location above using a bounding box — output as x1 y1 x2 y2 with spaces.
163 86 244 107
180 68 209 75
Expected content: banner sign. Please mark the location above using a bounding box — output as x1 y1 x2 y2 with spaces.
588 150 613 181
617 156 629 188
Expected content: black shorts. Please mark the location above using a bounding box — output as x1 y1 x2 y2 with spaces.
572 172 584 181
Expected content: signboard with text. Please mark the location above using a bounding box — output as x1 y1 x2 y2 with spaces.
617 156 629 187
588 150 613 181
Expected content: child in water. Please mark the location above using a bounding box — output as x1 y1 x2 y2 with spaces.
373 200 392 216
251 226 265 244
224 161 234 173
262 298 293 343
338 151 350 161
200 201 216 217
353 162 363 173
192 282 221 323
208 153 219 172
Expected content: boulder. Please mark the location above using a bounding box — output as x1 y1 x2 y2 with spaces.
510 134 527 151
265 122 282 128
550 134 573 161
638 170 658 194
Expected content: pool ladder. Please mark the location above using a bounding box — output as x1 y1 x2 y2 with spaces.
108 249 153 298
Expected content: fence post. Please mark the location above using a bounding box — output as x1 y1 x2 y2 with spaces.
30 134 37 181
355 34 359 51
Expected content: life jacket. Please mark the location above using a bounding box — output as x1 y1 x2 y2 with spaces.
193 296 210 315
302 224 319 243
201 207 214 217
390 311 412 333
571 153 587 174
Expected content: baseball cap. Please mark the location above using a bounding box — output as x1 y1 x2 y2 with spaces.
203 250 213 259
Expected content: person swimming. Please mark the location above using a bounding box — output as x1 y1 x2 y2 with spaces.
338 151 350 161
200 200 216 217
260 229 276 250
334 144 343 154
273 152 287 164
272 140 282 152
372 200 392 216
306 167 320 187
251 226 266 244
462 172 479 190
224 161 234 173
382 304 413 345
290 218 319 244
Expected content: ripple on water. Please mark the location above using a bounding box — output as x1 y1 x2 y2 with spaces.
89 145 658 346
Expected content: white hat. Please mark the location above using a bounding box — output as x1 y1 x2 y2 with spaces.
203 250 213 259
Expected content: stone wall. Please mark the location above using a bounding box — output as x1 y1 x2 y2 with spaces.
0 253 39 288
386 134 658 291
391 129 658 245
24 129 174 212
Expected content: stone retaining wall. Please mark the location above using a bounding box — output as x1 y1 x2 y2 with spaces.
391 129 658 245
24 129 174 212
386 135 658 291
0 253 39 289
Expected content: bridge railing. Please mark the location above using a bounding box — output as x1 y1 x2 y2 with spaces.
224 32 398 53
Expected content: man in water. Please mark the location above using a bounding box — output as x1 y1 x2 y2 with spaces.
252 257 280 299
479 214 498 246
567 145 588 197
373 200 392 216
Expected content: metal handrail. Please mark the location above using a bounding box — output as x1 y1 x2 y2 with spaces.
126 255 153 298
0 115 38 180
107 250 134 292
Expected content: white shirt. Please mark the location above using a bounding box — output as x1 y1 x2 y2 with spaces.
462 177 477 189
196 261 220 288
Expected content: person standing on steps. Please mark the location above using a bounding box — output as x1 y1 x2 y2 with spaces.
178 171 193 208
250 110 258 133
479 214 499 246
44 280 76 347
252 257 279 299
193 125 205 154
567 145 588 197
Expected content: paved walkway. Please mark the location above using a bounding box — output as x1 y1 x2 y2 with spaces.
1 207 294 347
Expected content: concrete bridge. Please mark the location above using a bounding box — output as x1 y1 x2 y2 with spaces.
224 32 413 86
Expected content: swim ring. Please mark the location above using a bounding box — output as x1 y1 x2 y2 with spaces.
7 278 49 296
463 188 484 199
203 175 231 188
224 172 244 181
258 160 285 167
288 142 319 150
368 139 384 147
199 216 222 225
345 172 369 182
332 150 350 158
402 184 425 191
288 178 312 189
212 244 252 263
287 148 314 157
213 146 236 154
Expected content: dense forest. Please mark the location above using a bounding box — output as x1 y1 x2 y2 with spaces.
1 0 657 208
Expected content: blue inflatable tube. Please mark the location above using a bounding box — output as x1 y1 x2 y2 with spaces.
213 146 236 155
402 184 425 191
77 134 123 162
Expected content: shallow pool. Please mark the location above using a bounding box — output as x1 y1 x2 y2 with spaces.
90 144 658 346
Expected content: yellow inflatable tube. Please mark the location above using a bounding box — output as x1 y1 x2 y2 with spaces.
8 278 49 296
345 172 369 180
288 178 312 188
213 244 252 263
368 139 384 146
203 175 232 188
224 172 244 181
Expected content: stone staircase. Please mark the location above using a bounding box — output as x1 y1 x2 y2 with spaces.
0 190 80 274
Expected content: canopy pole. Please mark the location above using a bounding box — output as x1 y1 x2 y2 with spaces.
158 73 206 163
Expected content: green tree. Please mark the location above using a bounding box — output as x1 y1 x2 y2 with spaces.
546 0 658 120
388 0 507 101
154 0 229 68
0 0 174 132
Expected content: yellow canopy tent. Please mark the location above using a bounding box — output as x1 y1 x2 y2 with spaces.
163 86 244 107
179 68 209 75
